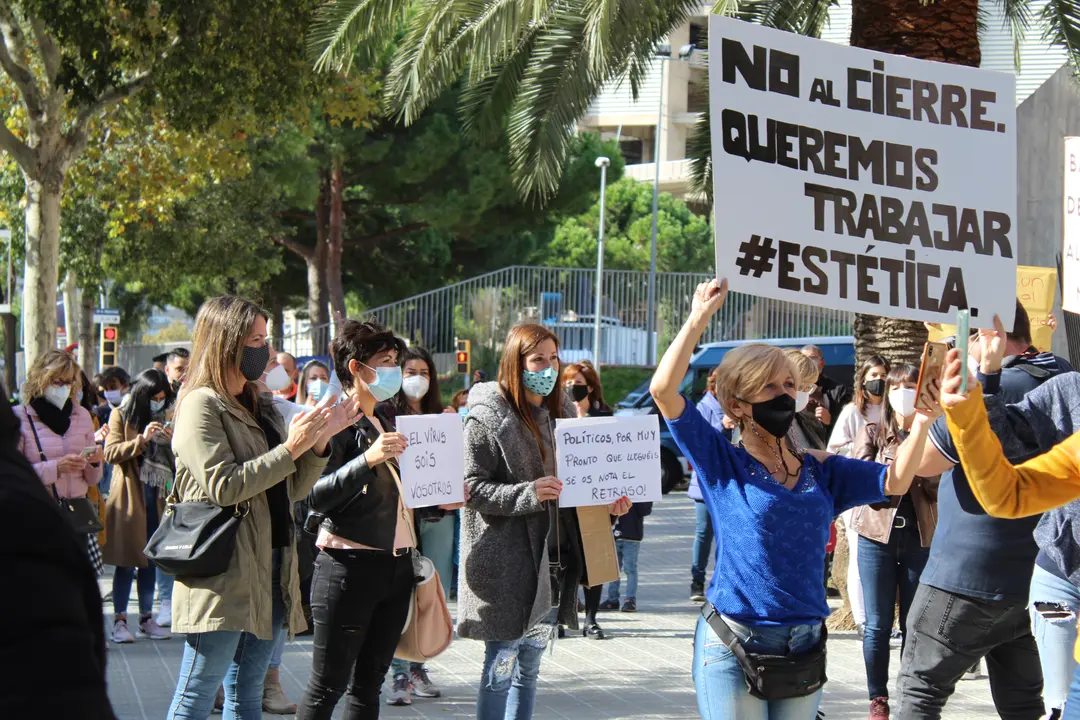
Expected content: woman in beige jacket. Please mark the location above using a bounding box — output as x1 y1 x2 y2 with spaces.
165 296 360 720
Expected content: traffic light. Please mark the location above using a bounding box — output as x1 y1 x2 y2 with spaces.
100 325 118 367
455 339 471 375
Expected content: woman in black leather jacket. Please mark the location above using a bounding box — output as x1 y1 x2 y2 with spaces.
295 320 464 720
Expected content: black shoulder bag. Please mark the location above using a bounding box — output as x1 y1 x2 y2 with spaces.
26 414 104 535
701 602 828 700
144 491 249 577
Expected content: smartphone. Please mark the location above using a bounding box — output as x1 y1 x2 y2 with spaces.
80 446 97 458
164 421 173 429
956 309 971 394
915 342 948 412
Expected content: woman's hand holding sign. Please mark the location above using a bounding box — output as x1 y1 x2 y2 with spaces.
534 476 562 503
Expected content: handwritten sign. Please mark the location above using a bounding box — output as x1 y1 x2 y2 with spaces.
554 415 662 508
927 264 1057 350
397 413 465 509
1065 137 1080 313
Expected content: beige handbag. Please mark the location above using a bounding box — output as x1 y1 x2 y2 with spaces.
388 463 454 662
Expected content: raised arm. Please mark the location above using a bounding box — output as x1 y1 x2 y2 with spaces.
650 279 728 420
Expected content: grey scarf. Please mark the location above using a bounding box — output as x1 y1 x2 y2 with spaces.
139 409 175 490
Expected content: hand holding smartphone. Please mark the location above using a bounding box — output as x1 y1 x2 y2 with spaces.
80 446 98 458
915 342 948 413
956 310 971 394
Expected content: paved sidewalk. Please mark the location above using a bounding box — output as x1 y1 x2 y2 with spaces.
104 492 998 719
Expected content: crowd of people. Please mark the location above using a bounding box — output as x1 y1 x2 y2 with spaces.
7 285 1080 720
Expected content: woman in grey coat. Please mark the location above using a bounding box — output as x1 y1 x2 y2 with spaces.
459 324 629 720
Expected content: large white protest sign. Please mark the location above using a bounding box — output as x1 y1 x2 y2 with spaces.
709 17 1017 329
1064 138 1080 314
555 415 662 508
397 413 465 509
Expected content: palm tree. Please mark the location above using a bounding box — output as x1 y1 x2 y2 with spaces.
308 0 1073 367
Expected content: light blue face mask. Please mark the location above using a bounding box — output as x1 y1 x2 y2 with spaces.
522 366 557 397
307 379 327 403
364 364 403 402
457 406 469 419
150 398 166 413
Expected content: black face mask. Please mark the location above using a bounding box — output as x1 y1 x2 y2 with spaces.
239 344 271 382
743 393 797 439
171 379 182 393
864 378 886 398
568 384 590 402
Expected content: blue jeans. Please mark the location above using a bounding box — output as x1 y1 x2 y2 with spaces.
607 539 641 602
1064 662 1080 720
269 624 287 670
168 551 284 719
692 501 714 586
693 615 823 720
476 610 556 720
1029 563 1080 712
857 526 929 699
113 484 160 616
158 568 174 605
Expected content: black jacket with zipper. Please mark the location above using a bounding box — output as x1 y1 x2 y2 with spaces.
306 407 439 550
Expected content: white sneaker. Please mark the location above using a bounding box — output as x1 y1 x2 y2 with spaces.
410 667 441 698
386 674 411 706
111 617 135 644
157 599 172 627
137 617 171 640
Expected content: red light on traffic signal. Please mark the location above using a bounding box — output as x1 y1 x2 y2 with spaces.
103 327 117 341
456 352 467 363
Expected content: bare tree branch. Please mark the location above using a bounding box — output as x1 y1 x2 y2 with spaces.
28 17 59 85
0 119 35 175
62 71 152 169
0 1 44 119
275 235 315 261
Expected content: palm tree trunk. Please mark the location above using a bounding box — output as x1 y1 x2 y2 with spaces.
848 0 980 370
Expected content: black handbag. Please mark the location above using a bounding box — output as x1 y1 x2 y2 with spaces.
26 414 105 535
144 492 249 578
702 603 828 700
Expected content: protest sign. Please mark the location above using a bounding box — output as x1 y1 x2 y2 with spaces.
554 415 662 508
1065 138 1080 313
709 17 1017 330
926 265 1056 350
397 413 465 509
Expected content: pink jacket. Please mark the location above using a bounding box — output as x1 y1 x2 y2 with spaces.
14 403 102 498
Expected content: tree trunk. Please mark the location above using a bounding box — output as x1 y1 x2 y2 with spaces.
310 173 332 354
62 270 78 350
22 175 63 364
269 296 285 354
78 287 96 377
2 312 16 396
326 161 346 322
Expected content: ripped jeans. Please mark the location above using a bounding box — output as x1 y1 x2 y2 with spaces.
476 609 558 720
1029 563 1080 712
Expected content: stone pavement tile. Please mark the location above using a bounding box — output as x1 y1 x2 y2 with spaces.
105 492 999 719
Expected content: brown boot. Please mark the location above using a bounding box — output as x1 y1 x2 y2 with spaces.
263 667 297 714
214 685 224 712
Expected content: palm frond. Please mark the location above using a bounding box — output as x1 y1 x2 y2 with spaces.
308 0 410 73
1000 0 1033 71
459 25 543 141
687 109 712 202
1041 0 1080 74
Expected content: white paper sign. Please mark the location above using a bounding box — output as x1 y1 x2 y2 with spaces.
1064 137 1080 314
554 415 662 508
709 16 1017 330
397 413 465 509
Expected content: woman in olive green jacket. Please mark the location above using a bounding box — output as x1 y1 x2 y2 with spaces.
165 296 360 720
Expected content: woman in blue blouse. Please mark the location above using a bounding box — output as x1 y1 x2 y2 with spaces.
650 279 938 720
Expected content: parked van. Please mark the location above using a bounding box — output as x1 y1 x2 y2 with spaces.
615 336 856 493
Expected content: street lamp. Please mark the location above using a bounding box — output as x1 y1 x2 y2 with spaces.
646 42 695 365
593 156 610 372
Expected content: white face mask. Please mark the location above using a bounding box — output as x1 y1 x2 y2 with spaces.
104 389 125 406
402 375 430 401
888 387 917 418
795 390 810 413
263 364 292 392
150 398 167 413
44 385 72 409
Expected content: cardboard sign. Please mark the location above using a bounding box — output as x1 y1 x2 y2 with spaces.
1065 137 1080 313
709 16 1017 330
396 413 465 509
576 505 620 587
926 265 1057 351
554 415 662 508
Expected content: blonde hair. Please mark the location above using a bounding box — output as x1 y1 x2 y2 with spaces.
714 344 800 426
785 348 820 390
180 296 268 412
22 350 80 404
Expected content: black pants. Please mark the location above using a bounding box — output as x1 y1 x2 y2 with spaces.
896 584 1044 720
296 548 414 720
583 585 602 625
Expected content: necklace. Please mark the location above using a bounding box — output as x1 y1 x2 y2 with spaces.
744 421 802 484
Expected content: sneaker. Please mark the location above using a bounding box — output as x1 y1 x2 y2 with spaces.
690 582 706 603
157 599 172 627
599 599 620 611
889 629 902 647
856 623 866 640
869 696 890 719
621 599 637 612
387 674 411 706
111 616 135 644
410 667 441 698
963 660 986 680
137 617 171 640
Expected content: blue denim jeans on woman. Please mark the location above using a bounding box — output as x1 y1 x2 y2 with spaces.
692 614 823 720
167 549 285 720
692 501 714 586
476 609 557 720
1029 563 1080 713
857 524 929 699
607 539 641 602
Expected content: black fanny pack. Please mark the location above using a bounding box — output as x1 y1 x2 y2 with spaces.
702 603 827 700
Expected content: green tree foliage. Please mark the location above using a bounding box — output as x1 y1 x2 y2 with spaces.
534 177 713 273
